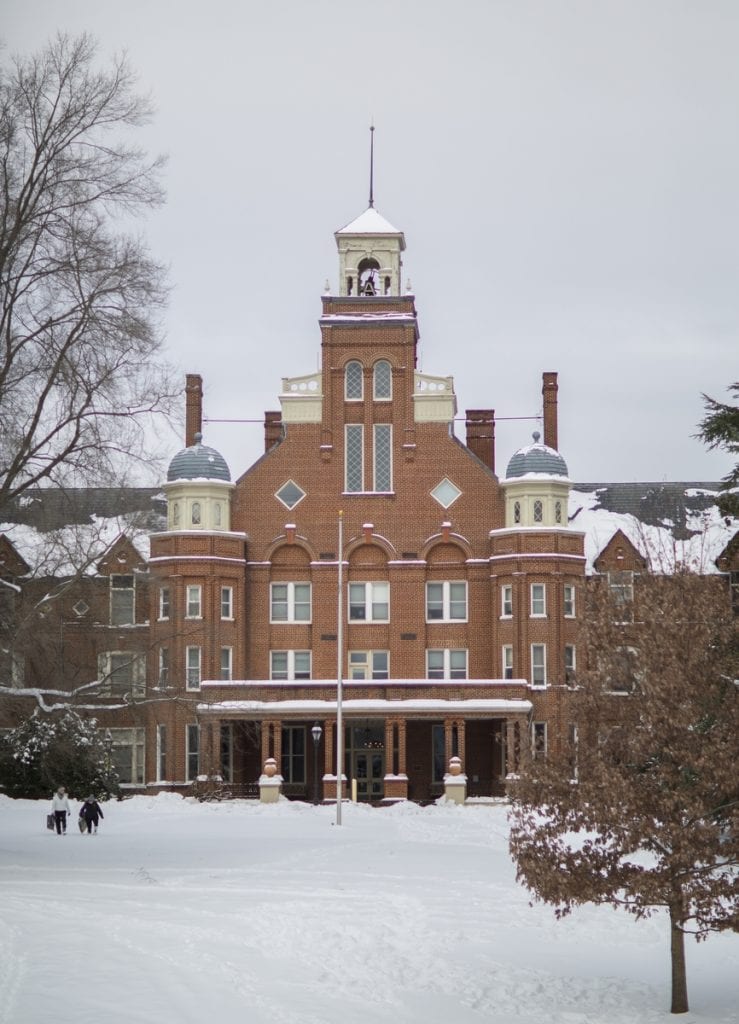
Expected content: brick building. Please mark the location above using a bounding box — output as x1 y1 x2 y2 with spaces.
2 202 737 801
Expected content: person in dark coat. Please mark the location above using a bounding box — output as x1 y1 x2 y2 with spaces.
79 795 104 834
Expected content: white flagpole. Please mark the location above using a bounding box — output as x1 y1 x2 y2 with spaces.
336 510 344 826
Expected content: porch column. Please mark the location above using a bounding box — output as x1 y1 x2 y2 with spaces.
323 719 337 801
397 719 407 777
260 721 272 766
505 719 518 776
208 719 222 776
456 720 466 768
383 718 408 801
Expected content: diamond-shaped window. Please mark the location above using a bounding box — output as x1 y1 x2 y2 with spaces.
276 480 306 510
431 478 461 509
73 600 90 618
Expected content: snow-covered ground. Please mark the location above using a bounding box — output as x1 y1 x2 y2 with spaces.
0 795 736 1024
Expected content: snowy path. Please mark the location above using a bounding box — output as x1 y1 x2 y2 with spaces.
0 796 736 1024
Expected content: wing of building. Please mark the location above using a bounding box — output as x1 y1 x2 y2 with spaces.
1 201 736 802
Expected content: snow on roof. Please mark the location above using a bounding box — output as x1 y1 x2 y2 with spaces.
569 487 736 574
0 514 152 577
335 206 404 237
199 698 533 715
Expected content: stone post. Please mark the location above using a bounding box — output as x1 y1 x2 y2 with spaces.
259 757 282 803
443 755 467 805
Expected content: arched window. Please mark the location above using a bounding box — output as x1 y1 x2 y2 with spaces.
345 361 363 400
555 500 562 524
358 257 380 296
533 500 543 523
214 503 222 527
173 502 180 526
514 501 521 524
373 360 392 400
191 501 201 525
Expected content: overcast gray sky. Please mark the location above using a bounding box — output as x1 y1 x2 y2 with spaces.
3 0 738 484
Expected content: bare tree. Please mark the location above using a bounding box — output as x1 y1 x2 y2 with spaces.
0 32 176 508
509 571 739 1015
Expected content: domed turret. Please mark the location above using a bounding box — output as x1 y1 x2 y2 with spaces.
505 432 568 480
163 433 234 532
167 433 231 483
502 433 571 529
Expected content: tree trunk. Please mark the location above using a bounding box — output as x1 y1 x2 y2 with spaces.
669 904 689 1014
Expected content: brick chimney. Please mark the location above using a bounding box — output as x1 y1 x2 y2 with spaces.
185 374 203 446
264 411 283 452
465 409 495 473
542 372 558 451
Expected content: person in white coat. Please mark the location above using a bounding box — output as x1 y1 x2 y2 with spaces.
51 786 71 835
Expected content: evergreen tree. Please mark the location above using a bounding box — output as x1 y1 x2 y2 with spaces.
697 382 739 518
0 709 120 799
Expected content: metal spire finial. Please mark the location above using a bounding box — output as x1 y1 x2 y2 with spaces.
369 124 375 208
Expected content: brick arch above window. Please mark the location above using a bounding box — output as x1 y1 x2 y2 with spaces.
422 538 472 564
267 539 315 567
346 540 392 567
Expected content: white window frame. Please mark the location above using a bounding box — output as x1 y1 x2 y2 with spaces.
156 724 167 782
502 645 513 680
608 645 640 694
107 727 145 786
270 582 312 623
220 646 233 681
426 581 468 622
110 574 135 626
565 644 576 685
220 585 233 620
532 722 547 757
158 647 169 688
97 652 146 697
501 584 513 618
373 423 393 492
186 584 202 619
563 583 576 618
158 587 170 621
186 646 201 691
530 583 546 617
348 582 389 623
186 724 200 782
348 650 389 680
270 650 312 680
608 571 635 623
426 649 468 680
531 643 547 688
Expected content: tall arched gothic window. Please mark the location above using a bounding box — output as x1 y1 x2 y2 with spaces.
345 360 363 400
373 360 392 400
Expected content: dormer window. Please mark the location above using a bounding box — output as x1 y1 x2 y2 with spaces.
345 360 363 400
358 257 380 296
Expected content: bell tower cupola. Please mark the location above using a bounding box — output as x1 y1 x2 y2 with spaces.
334 127 405 297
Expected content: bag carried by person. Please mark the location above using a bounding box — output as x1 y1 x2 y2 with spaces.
78 817 86 833
46 814 54 831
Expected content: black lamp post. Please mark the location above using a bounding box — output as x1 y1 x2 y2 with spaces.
311 722 322 805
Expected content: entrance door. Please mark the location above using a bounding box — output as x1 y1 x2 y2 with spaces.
353 749 384 801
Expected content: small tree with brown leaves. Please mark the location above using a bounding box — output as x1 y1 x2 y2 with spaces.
509 571 738 1015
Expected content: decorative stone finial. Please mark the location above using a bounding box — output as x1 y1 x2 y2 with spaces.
532 431 541 444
